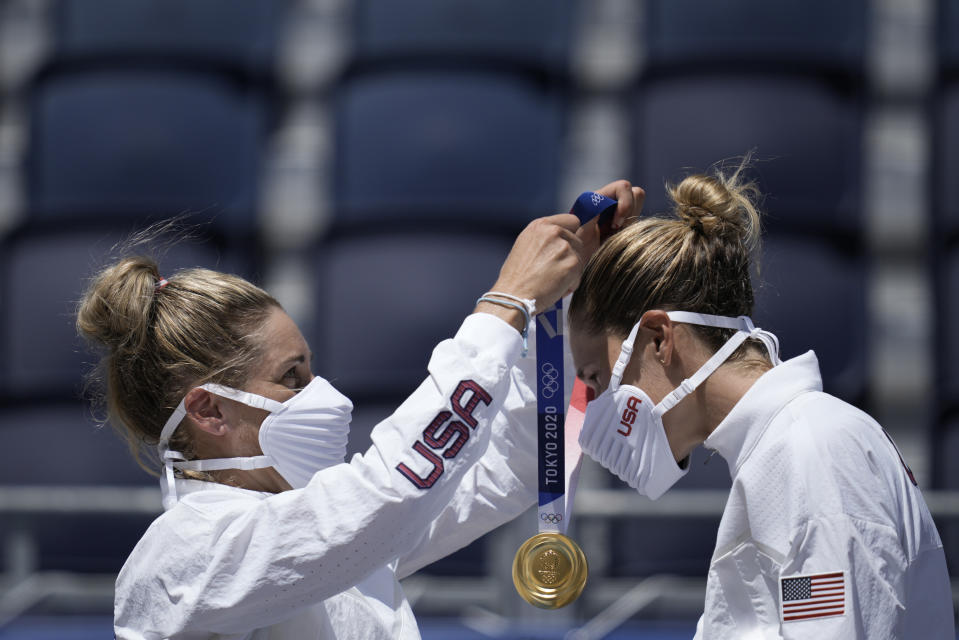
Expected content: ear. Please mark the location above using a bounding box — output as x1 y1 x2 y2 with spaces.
183 388 228 437
639 310 675 366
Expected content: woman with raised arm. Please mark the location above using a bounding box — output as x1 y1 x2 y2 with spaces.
79 182 643 640
568 163 953 638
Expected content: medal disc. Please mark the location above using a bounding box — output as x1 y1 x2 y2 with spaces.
512 532 588 609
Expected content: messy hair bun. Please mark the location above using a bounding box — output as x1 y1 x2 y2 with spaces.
670 161 762 254
570 156 768 365
77 250 279 474
77 256 163 354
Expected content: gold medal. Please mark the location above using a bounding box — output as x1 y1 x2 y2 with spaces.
512 532 588 609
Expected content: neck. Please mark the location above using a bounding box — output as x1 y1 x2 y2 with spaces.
208 467 292 494
703 363 767 433
665 361 768 461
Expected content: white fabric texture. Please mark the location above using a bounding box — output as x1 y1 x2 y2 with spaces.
114 312 548 640
693 351 954 639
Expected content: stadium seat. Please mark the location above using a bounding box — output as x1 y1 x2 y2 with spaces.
931 71 957 538
645 0 866 74
310 230 513 402
754 235 868 405
609 447 731 577
931 78 959 488
0 401 158 574
933 244 959 422
0 403 151 487
352 0 572 74
333 70 563 230
52 0 284 75
939 0 959 74
635 73 862 237
0 226 255 399
933 416 959 571
936 80 959 239
28 69 268 229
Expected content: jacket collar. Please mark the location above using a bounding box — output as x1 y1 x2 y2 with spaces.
161 477 269 510
703 351 822 477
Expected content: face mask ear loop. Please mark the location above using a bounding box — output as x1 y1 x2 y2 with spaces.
161 450 183 510
653 330 750 418
174 455 274 472
200 383 286 413
157 398 190 509
610 321 643 391
754 329 782 366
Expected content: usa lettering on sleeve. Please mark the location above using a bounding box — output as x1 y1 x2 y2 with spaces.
396 380 492 489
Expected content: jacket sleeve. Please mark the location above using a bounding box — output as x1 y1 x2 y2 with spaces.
114 313 524 638
393 315 583 579
393 337 539 578
777 514 950 640
703 514 921 639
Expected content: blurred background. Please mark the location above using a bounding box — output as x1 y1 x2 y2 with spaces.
0 0 956 638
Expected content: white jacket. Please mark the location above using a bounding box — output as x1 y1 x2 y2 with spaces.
114 313 539 639
695 352 954 639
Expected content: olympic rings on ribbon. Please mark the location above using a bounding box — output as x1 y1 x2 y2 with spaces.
540 513 563 524
541 362 560 398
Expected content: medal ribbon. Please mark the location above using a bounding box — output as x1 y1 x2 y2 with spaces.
535 192 617 535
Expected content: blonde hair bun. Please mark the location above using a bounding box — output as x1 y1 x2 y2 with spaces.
668 159 762 254
77 256 163 354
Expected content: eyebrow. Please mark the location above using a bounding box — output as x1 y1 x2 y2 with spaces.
279 351 313 369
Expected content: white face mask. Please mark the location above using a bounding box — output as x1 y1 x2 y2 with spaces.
578 311 781 500
157 376 353 508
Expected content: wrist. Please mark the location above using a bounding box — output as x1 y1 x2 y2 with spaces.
474 300 527 335
474 294 532 357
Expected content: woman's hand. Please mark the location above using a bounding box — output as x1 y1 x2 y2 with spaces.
576 180 646 259
476 214 585 332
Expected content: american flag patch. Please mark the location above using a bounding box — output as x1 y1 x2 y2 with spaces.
780 571 846 622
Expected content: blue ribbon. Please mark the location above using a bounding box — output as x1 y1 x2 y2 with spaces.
571 191 618 235
535 192 617 508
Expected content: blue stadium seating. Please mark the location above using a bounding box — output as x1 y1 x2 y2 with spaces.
635 73 862 236
352 0 572 74
0 403 151 487
28 70 267 228
932 246 959 492
939 0 959 73
934 414 959 570
609 447 730 577
52 0 284 75
0 226 255 399
942 249 959 404
932 74 959 489
645 0 866 74
754 235 868 404
936 81 959 240
0 402 157 574
930 61 957 584
310 231 513 401
333 70 563 230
